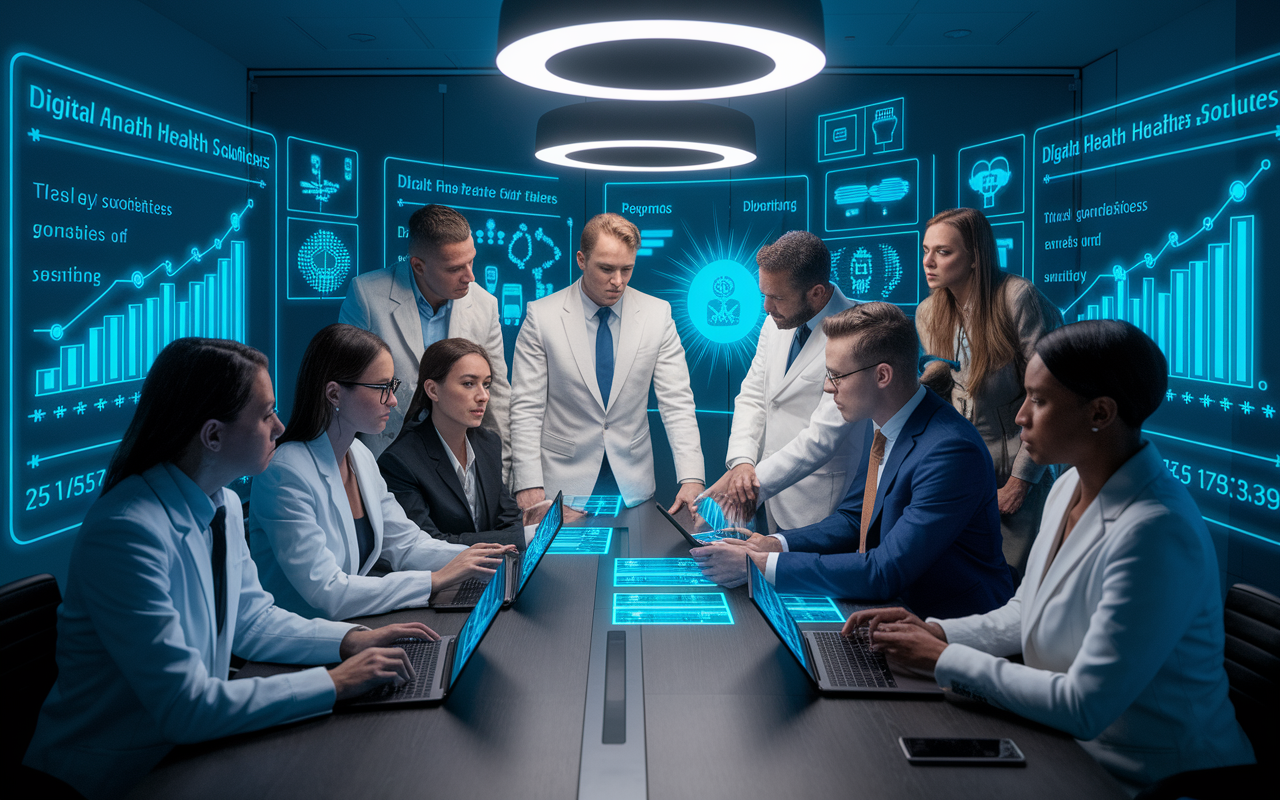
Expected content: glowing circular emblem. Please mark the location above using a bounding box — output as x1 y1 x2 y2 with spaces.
297 230 352 294
685 259 761 345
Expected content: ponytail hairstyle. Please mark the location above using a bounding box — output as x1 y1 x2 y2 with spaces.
397 338 493 441
102 338 268 495
277 324 391 446
919 207 1022 393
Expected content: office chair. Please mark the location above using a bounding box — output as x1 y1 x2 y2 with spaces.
1135 582 1278 799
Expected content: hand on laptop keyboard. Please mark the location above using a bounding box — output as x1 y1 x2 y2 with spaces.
328 645 417 701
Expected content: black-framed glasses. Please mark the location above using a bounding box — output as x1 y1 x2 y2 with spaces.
339 377 401 404
825 363 884 388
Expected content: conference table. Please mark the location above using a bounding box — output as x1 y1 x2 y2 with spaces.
131 501 1126 799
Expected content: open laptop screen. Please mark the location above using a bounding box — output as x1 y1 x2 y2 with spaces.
748 559 809 672
451 558 506 686
518 490 563 594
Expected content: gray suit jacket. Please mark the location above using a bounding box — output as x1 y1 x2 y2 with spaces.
339 261 510 468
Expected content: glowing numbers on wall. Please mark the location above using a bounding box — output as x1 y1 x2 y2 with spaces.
685 259 762 346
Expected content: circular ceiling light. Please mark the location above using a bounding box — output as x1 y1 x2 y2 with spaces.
535 101 756 172
497 0 825 101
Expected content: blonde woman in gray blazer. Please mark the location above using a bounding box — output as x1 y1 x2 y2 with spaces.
916 207 1062 574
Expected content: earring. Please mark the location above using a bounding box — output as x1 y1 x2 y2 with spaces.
334 405 340 414
1091 427 1099 432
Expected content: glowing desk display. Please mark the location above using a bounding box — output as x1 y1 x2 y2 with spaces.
548 526 615 554
613 558 714 587
136 501 1125 800
611 593 734 625
564 495 625 516
781 595 845 623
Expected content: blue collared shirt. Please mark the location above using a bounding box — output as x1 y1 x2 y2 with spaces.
412 279 453 351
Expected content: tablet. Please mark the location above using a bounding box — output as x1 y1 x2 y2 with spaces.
655 502 748 547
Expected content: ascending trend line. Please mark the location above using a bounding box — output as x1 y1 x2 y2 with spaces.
31 199 254 339
26 438 121 469
1060 159 1270 315
26 128 267 188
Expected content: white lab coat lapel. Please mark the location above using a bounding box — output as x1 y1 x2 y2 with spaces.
305 436 363 574
561 280 605 411
768 286 853 401
609 290 645 409
389 262 426 366
146 467 219 660
1023 448 1162 639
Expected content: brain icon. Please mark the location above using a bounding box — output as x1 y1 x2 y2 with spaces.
297 230 352 294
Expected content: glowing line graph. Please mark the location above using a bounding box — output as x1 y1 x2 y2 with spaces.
25 128 267 188
1145 428 1280 469
1060 160 1269 316
26 438 121 470
31 200 254 339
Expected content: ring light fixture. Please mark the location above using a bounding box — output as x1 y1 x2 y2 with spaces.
535 101 756 172
497 0 826 101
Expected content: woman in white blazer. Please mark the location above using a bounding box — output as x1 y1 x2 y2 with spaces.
249 324 512 620
23 339 436 800
844 321 1255 789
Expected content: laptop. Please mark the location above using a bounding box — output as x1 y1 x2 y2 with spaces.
340 558 507 709
656 498 749 547
746 559 942 695
432 490 564 609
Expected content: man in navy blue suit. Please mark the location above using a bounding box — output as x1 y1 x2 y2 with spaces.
692 302 1013 620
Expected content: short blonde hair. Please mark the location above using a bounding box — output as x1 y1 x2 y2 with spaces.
580 213 640 260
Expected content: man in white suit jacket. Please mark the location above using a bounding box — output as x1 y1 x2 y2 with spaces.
510 213 704 510
704 231 863 531
339 204 510 464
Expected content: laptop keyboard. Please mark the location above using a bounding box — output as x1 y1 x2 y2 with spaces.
451 577 488 605
812 631 897 688
355 639 441 702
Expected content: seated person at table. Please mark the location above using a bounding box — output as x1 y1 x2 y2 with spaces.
693 302 1013 620
249 324 512 620
845 321 1254 789
378 338 533 548
23 339 438 800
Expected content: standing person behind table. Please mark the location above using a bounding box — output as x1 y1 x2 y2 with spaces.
23 339 438 800
509 212 705 513
249 324 512 621
915 207 1062 577
845 321 1255 790
339 203 510 463
379 338 540 549
699 230 862 531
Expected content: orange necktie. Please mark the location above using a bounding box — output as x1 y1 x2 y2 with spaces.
858 430 888 553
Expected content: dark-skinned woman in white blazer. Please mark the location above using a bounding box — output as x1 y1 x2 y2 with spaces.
249 324 513 620
845 321 1254 790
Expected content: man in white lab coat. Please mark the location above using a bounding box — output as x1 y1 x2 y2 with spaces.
703 231 864 531
510 213 704 511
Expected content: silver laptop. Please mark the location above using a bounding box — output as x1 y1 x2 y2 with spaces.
747 559 942 696
433 490 563 609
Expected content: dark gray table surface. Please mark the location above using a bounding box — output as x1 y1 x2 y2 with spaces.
130 502 1126 800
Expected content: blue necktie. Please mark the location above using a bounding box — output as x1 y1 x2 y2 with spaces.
786 323 811 372
596 306 614 408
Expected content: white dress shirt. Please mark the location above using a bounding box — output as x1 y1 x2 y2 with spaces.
435 425 480 527
765 385 927 583
413 279 453 351
579 283 622 363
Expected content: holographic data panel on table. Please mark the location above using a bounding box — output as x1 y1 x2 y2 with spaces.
780 596 844 623
10 54 276 545
613 558 714 587
612 593 734 625
548 527 614 555
1032 50 1280 550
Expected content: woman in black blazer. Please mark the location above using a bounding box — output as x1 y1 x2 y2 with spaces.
378 338 528 549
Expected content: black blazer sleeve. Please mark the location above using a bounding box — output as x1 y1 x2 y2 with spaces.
378 423 526 549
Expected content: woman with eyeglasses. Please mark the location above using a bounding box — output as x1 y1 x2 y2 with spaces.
249 324 513 620
915 207 1062 578
377 338 535 549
